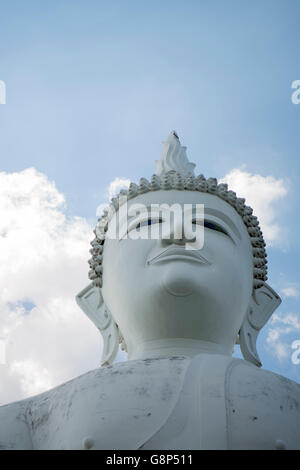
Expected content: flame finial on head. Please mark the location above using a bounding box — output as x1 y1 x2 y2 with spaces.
155 131 196 177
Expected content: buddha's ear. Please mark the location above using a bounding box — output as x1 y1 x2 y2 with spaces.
76 284 120 366
239 283 281 367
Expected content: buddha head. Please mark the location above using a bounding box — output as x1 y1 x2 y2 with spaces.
77 132 281 367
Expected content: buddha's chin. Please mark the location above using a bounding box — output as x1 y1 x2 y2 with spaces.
161 263 201 297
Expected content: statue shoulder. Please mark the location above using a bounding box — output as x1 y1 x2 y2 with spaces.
0 400 32 449
26 357 191 449
227 358 300 449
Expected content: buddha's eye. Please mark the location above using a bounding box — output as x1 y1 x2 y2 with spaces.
192 219 229 236
136 218 163 229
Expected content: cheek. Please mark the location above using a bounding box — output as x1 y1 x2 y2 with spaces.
102 240 121 282
101 240 127 310
204 232 235 270
204 233 252 290
101 239 153 299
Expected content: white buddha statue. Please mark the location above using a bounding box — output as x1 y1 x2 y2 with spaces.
0 132 299 450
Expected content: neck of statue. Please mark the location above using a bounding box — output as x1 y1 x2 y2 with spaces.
128 338 233 361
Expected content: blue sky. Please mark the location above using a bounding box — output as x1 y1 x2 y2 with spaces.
0 0 300 401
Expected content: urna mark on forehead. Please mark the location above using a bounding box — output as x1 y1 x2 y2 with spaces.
89 132 267 289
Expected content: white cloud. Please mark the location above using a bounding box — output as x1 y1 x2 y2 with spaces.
266 312 300 362
271 313 300 329
0 168 102 405
96 177 131 218
107 177 131 200
9 359 53 397
266 327 291 361
281 286 300 298
220 169 288 245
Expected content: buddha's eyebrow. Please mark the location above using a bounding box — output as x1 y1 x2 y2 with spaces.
127 205 161 220
204 208 241 240
126 205 241 240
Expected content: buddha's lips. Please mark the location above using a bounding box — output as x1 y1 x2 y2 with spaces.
147 246 210 265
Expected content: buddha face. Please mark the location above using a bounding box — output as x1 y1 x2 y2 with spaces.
101 190 253 357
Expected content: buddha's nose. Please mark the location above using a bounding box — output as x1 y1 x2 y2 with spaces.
160 217 196 246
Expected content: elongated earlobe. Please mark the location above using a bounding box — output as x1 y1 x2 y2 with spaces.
76 284 125 366
239 283 281 367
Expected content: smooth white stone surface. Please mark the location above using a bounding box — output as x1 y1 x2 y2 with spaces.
0 355 299 450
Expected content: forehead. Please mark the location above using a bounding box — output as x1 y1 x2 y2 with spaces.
123 189 249 241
